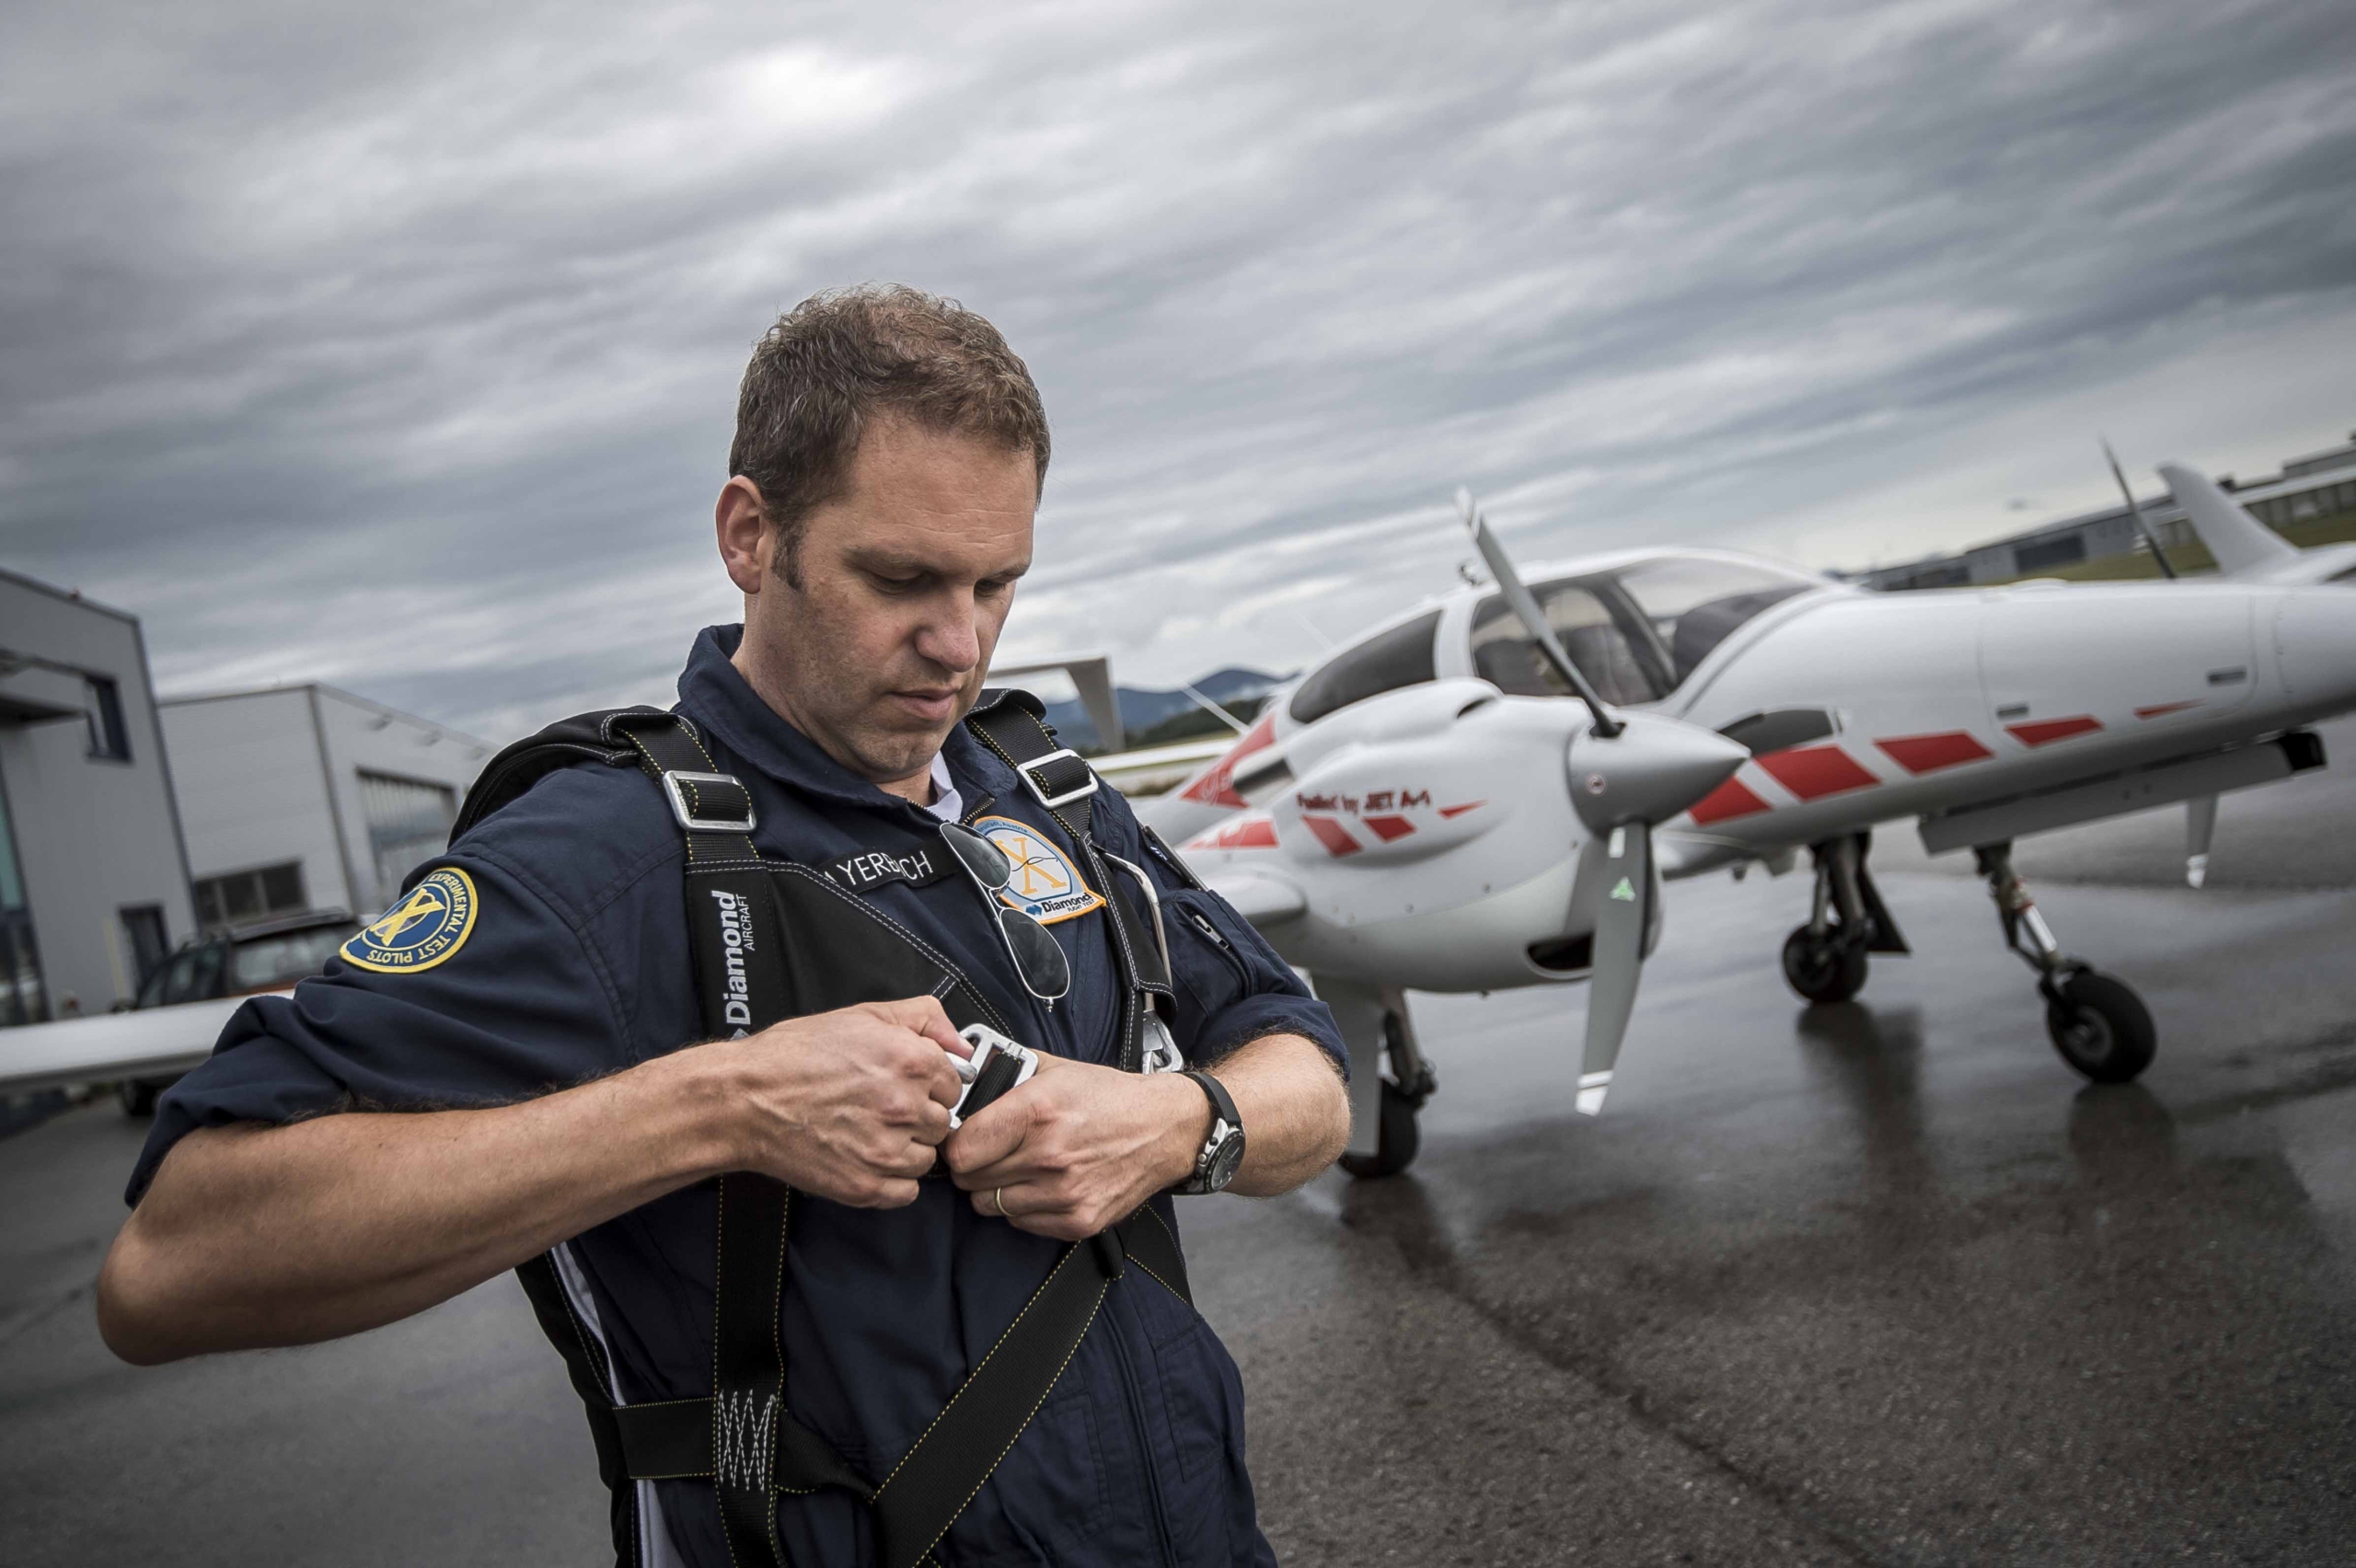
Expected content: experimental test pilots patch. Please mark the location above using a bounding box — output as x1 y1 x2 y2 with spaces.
972 815 1105 927
342 867 479 974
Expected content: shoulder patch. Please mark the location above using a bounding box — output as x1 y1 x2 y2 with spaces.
971 814 1105 927
343 867 479 974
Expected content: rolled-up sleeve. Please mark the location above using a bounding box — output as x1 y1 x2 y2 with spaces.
1149 869 1348 1079
126 847 632 1205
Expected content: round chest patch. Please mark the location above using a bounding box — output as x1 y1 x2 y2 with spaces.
973 815 1105 927
343 867 478 974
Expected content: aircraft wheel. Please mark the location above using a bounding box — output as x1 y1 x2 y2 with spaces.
1782 926 1868 1006
2045 970 2156 1084
115 1078 157 1117
1339 1079 1421 1179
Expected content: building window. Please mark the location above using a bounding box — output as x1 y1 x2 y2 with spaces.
0 780 45 1028
2015 535 2087 573
85 675 130 761
360 771 457 902
195 861 308 928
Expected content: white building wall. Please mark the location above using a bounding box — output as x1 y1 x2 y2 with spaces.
159 688 354 917
161 686 493 924
311 687 493 913
0 571 196 1015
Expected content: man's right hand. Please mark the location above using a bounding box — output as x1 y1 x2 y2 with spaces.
710 997 969 1208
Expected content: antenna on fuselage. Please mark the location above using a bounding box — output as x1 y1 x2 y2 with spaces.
1454 488 1623 738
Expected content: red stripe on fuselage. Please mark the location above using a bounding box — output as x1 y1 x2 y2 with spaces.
1300 814 1361 857
1177 712 1277 806
1754 744 1879 801
1362 814 1415 842
2134 700 2201 720
1689 777 1771 824
2007 716 2102 746
1188 813 1278 850
1874 731 1992 775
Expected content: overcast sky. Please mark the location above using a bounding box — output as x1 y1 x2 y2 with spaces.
5 0 2352 743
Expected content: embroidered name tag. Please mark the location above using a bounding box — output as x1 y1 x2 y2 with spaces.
826 845 952 894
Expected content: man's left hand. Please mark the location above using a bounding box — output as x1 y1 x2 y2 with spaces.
943 1055 1206 1240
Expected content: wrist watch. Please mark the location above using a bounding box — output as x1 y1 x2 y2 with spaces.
1177 1070 1246 1194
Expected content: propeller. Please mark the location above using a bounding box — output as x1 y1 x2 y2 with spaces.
2100 437 2177 581
1456 490 1749 1113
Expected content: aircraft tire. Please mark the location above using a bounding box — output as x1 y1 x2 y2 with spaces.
1781 926 1868 1006
2045 970 2156 1084
1339 1079 1420 1179
115 1078 158 1117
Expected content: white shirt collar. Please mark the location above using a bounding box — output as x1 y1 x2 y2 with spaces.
922 750 963 823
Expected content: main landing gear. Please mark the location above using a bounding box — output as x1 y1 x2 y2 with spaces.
1780 832 1911 1006
1974 841 2156 1083
1339 997 1438 1180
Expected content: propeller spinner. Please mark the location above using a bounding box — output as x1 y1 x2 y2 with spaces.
1456 490 1749 1113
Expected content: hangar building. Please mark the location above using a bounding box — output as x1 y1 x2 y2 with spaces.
0 568 197 1024
1865 430 2356 590
158 686 493 930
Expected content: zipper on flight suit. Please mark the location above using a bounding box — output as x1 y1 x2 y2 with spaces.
1105 1300 1182 1568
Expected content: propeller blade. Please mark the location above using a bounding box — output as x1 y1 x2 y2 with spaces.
2101 436 2177 581
1576 821 1652 1114
1456 488 1621 737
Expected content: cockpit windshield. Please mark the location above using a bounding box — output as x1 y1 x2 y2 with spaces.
1611 556 1819 686
1471 554 1819 702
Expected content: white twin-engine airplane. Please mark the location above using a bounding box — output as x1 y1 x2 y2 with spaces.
1145 490 2356 1177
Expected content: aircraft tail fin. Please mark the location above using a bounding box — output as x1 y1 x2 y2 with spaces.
2158 462 2297 580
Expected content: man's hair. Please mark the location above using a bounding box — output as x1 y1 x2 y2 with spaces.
730 284 1050 586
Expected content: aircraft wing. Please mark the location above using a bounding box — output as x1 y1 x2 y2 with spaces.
0 996 248 1098
1198 870 1307 927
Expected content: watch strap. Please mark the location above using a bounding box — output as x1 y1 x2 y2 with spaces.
1181 1069 1241 1134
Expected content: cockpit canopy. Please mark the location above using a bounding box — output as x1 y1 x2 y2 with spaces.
1289 552 1824 726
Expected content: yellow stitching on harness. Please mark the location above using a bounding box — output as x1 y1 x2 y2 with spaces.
870 1244 1091 1501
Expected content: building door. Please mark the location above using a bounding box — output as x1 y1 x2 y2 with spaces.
358 772 457 907
120 905 170 995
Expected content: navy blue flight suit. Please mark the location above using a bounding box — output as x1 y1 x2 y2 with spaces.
129 624 1346 1568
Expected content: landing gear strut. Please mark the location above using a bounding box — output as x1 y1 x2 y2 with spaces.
1975 840 2156 1083
1781 833 1910 1006
1339 997 1437 1180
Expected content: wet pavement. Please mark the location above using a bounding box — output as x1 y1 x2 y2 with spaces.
6 717 2355 1565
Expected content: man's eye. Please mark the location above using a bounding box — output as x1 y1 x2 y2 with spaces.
871 573 921 592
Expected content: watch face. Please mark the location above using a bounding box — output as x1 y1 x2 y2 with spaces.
1205 1131 1246 1192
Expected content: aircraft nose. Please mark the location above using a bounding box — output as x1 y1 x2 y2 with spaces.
2274 589 2356 710
1565 711 1750 831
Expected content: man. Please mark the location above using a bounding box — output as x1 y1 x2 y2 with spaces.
98 285 1352 1567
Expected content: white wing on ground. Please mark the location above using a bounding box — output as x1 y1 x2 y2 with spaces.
1199 871 1307 925
0 996 250 1097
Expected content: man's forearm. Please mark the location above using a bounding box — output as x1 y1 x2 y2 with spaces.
1200 1031 1350 1196
98 1051 734 1365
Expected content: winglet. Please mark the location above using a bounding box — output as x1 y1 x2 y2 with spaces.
2158 462 2297 579
1576 1069 1612 1116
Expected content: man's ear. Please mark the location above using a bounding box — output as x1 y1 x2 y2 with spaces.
716 478 769 595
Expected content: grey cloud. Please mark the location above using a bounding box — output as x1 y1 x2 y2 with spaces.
4 0 2352 741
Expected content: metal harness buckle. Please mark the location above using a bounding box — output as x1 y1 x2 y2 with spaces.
662 770 757 834
1020 747 1100 811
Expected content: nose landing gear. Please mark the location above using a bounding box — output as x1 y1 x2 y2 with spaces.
1780 833 1910 1006
1975 841 2156 1083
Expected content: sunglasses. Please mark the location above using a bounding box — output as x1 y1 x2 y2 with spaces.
939 821 1072 1004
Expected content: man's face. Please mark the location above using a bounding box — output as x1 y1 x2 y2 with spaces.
723 418 1036 789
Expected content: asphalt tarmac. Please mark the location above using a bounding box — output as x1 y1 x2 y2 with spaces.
6 716 2354 1565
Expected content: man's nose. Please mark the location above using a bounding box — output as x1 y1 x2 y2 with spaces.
916 592 981 674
